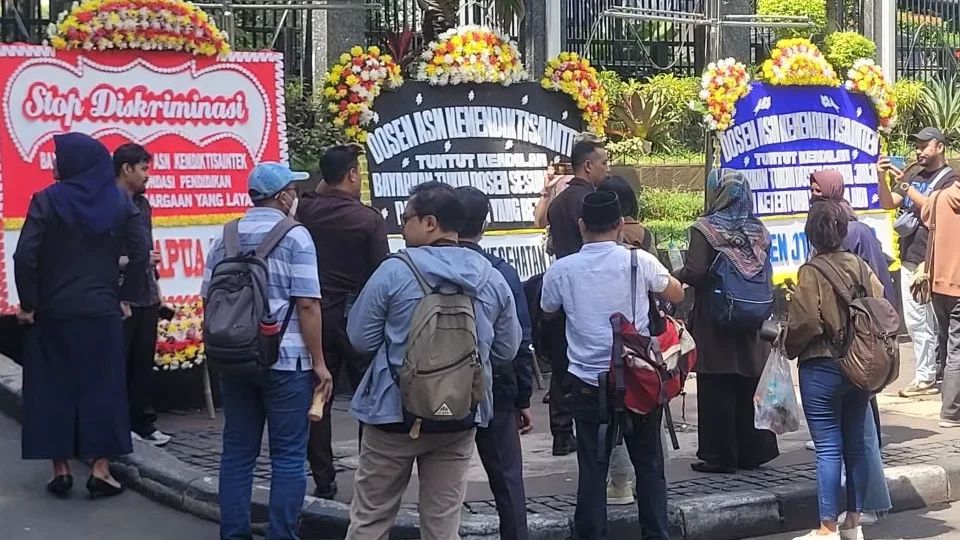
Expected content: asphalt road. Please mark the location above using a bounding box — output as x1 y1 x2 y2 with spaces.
750 504 960 539
0 412 219 539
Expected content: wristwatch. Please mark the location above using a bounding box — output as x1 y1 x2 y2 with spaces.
894 182 911 196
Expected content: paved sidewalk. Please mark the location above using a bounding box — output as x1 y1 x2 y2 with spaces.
4 345 959 539
156 345 957 519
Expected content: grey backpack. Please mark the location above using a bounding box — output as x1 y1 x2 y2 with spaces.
203 217 300 376
390 251 485 438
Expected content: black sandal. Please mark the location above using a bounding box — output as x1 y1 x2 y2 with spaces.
690 461 736 474
46 474 73 498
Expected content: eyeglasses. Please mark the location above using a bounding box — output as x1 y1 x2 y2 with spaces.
400 212 418 226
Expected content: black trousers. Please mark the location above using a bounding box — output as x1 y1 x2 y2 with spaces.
570 378 669 540
934 294 960 421
476 408 529 540
695 374 779 469
545 314 573 436
123 304 160 437
308 304 366 487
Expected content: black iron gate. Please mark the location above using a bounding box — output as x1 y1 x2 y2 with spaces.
1 0 71 44
749 0 864 66
365 0 526 53
897 0 960 81
561 0 704 78
198 1 313 86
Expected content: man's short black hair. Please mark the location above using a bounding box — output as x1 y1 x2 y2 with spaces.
571 140 605 171
408 181 466 233
454 186 491 239
113 143 151 176
583 219 621 235
321 144 363 184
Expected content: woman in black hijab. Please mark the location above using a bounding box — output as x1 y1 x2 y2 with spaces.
14 133 149 498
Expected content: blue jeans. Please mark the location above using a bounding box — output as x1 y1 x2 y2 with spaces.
219 369 314 540
799 358 871 523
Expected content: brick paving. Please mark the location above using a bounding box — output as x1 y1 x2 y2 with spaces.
161 405 960 517
158 348 952 518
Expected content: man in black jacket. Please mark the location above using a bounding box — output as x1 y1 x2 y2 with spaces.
456 186 534 540
115 143 171 448
298 144 389 499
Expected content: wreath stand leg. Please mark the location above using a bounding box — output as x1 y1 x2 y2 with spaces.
202 364 216 420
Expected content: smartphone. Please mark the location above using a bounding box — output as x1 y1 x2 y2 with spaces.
889 156 907 171
556 161 574 176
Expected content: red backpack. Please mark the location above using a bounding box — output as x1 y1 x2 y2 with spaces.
608 249 697 416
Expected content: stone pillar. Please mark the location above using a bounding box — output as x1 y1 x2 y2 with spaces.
546 0 562 58
523 0 548 77
878 0 896 81
863 0 876 40
718 0 752 62
312 8 329 84
312 0 370 84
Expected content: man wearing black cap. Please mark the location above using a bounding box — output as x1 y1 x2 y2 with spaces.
540 191 685 540
542 138 610 456
878 126 958 397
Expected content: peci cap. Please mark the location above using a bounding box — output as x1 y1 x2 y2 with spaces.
909 127 946 144
248 162 310 201
582 191 622 227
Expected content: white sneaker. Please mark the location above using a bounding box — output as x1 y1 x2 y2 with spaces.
132 430 172 447
840 525 864 540
805 440 816 451
791 531 840 540
606 481 635 505
899 379 939 397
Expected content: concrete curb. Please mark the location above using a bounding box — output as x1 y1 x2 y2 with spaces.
1 353 958 539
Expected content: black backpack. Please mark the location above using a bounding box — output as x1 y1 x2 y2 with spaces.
203 217 301 376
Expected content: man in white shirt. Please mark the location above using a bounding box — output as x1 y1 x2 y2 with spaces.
541 191 685 540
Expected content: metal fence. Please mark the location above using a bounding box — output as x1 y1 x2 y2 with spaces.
1 0 317 84
749 0 863 66
365 0 525 54
561 0 704 78
201 2 314 85
0 0 70 44
897 0 960 81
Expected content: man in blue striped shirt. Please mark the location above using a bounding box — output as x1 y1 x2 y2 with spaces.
202 162 332 540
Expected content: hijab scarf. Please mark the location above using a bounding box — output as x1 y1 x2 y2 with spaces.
810 169 858 221
692 168 770 277
46 133 127 235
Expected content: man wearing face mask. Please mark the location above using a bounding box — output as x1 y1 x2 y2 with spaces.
202 162 333 539
298 145 389 499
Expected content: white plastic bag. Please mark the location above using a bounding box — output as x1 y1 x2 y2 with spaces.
753 348 801 435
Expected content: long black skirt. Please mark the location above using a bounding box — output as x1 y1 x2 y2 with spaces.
696 373 780 469
21 315 132 460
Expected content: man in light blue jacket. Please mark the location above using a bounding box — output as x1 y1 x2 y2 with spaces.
345 181 521 540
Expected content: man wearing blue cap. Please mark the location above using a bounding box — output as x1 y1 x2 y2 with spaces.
202 162 333 540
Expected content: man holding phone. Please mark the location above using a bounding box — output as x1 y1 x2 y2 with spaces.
877 127 958 397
